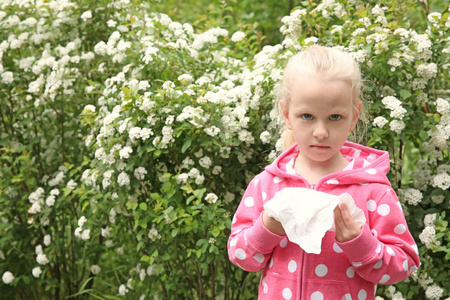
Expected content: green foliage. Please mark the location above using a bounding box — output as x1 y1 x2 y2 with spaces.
0 0 448 299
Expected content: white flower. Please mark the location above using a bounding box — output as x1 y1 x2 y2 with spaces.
381 96 402 110
148 228 161 241
129 127 142 141
390 106 407 119
119 284 129 295
424 214 437 227
178 74 193 85
32 267 42 278
199 156 212 169
1 71 14 84
118 172 130 186
176 173 189 184
231 31 246 42
432 173 450 190
427 12 441 24
119 146 133 159
436 98 449 114
401 188 423 206
91 265 101 275
101 226 111 237
260 131 271 144
2 271 14 284
36 253 49 265
83 104 96 113
67 179 77 190
204 126 220 137
80 10 92 22
78 216 87 227
389 120 405 134
81 229 91 240
43 234 51 246
373 116 389 128
205 193 218 204
425 284 444 299
140 128 153 140
45 195 56 207
304 37 318 45
416 63 437 80
134 167 147 180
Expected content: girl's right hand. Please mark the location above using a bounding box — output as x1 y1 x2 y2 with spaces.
262 211 286 236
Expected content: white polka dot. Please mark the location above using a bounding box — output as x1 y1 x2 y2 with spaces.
280 237 288 248
394 224 407 234
346 267 355 278
353 262 362 267
333 243 343 253
235 248 246 260
282 287 292 299
358 289 367 300
254 179 259 186
386 247 395 256
377 204 390 216
397 201 403 211
411 244 419 254
273 176 284 183
343 294 352 300
327 178 339 185
365 168 377 175
244 197 254 207
253 253 265 263
379 274 390 283
262 277 268 293
410 265 418 273
288 260 297 273
311 291 324 300
403 259 408 271
359 182 369 186
230 237 238 247
367 200 377 211
232 215 237 224
371 229 378 238
374 260 383 269
375 243 381 253
315 264 328 277
262 191 267 201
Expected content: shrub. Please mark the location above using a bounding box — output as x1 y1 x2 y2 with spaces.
0 0 448 299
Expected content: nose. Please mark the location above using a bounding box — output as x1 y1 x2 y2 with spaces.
313 122 329 140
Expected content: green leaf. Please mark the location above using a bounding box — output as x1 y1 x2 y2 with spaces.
139 202 148 211
181 139 192 153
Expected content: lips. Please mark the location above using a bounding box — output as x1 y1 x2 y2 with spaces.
311 145 330 150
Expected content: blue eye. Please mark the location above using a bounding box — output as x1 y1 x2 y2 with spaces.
330 114 341 121
301 114 313 120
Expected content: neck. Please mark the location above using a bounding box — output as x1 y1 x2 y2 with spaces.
294 152 349 184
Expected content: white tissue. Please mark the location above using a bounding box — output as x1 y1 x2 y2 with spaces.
263 187 366 254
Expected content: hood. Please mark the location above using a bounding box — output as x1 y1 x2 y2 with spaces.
265 141 392 187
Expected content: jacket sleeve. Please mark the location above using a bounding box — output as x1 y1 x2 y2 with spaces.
227 176 285 272
337 187 420 285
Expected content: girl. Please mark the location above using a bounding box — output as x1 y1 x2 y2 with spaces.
227 45 420 300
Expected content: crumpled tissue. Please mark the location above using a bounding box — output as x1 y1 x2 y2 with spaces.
263 187 366 254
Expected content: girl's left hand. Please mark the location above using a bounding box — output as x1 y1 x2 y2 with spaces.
334 203 362 242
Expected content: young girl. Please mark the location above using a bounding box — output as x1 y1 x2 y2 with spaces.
227 45 420 300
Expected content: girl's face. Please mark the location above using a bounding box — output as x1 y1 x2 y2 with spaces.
281 76 362 167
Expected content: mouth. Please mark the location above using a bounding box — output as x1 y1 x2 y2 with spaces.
311 144 330 150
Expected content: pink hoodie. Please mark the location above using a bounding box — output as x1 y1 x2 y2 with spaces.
228 142 420 300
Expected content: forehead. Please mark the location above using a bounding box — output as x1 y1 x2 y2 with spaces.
289 76 352 108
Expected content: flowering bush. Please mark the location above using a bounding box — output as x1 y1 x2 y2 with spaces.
0 0 448 299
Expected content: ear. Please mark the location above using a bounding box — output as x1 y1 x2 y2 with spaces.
350 100 363 132
280 100 292 130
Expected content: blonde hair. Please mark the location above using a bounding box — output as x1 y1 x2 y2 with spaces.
276 45 366 150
